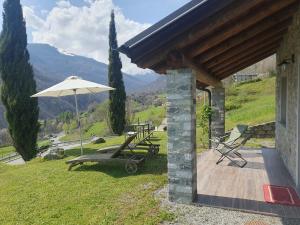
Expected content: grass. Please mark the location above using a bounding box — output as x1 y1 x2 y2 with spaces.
134 106 166 127
0 132 173 225
0 77 277 224
225 77 275 129
0 140 51 158
61 105 166 142
0 146 15 157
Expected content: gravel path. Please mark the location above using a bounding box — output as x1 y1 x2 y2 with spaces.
155 186 300 225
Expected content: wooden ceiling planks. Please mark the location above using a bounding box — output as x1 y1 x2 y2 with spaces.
217 49 277 79
185 0 297 58
210 42 281 73
203 33 285 69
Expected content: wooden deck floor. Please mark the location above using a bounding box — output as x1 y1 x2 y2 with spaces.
197 148 300 218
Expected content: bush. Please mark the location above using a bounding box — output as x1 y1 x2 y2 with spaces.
197 105 212 148
225 101 241 111
236 78 262 86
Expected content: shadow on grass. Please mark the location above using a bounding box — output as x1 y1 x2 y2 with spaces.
68 152 167 178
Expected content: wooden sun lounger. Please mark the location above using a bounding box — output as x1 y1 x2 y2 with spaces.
126 131 160 156
66 134 145 174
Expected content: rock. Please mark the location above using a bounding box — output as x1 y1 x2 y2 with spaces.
91 137 106 144
43 148 65 160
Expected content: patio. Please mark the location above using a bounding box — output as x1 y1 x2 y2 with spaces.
197 148 300 218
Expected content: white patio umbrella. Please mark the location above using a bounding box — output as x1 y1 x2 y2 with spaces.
32 76 114 155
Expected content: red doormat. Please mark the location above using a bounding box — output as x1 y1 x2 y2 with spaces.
263 184 300 206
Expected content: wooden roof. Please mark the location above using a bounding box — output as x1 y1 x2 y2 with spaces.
119 0 300 87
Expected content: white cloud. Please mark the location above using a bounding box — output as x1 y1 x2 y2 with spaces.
23 0 151 75
23 6 44 30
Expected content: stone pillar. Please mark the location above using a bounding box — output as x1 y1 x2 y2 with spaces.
211 87 225 146
166 68 197 204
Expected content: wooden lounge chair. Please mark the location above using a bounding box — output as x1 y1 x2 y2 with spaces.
125 124 160 156
211 124 251 168
131 131 160 156
66 133 145 174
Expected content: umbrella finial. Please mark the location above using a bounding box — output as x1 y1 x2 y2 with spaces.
66 75 81 80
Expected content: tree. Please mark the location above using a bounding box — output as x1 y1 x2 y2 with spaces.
107 10 126 135
0 0 39 161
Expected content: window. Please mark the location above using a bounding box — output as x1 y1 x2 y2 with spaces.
280 77 287 126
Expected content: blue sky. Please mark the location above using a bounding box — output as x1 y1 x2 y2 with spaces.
0 0 189 25
0 0 190 74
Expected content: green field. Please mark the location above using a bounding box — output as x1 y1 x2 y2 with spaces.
60 77 275 147
61 105 166 142
0 132 173 225
0 140 51 158
0 146 15 157
225 77 275 129
0 77 277 224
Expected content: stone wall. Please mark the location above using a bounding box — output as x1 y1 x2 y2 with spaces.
245 122 275 139
166 69 197 204
276 5 300 188
211 87 225 147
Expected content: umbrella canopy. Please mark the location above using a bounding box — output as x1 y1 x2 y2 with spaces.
32 75 114 155
31 76 114 97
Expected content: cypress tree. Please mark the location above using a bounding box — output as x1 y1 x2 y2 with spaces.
108 10 126 135
0 0 39 161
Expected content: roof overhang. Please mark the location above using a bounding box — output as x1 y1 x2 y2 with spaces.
119 0 300 87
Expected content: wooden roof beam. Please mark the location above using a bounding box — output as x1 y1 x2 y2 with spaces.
197 17 292 64
211 42 280 73
185 0 298 58
216 49 277 77
182 54 223 88
165 51 222 87
204 30 286 69
135 0 268 69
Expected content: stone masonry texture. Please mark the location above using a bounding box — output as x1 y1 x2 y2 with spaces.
166 69 197 204
211 87 225 147
276 5 300 189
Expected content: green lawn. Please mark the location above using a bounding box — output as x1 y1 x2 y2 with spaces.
225 77 275 129
61 105 166 142
134 105 166 127
0 140 51 158
0 146 15 157
0 132 173 225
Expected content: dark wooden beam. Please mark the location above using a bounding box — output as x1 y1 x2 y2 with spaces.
185 0 297 58
151 51 222 87
216 49 277 78
165 51 185 70
152 61 168 74
197 17 292 64
210 42 280 73
182 54 223 87
204 30 285 69
196 81 209 90
135 0 269 68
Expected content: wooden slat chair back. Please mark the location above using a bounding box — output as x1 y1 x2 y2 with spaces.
111 133 137 158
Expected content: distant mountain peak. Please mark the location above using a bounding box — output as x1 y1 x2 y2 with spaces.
57 48 76 57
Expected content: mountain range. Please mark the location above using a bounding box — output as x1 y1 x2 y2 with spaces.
0 43 164 127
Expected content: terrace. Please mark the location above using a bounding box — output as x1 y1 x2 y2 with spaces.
197 148 300 218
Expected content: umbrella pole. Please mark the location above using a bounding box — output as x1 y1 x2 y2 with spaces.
74 90 83 155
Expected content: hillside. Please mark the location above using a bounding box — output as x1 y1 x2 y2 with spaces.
225 77 275 129
58 76 275 144
197 76 276 148
0 44 160 127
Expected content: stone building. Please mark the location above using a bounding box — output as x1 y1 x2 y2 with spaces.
119 0 300 216
232 67 258 83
